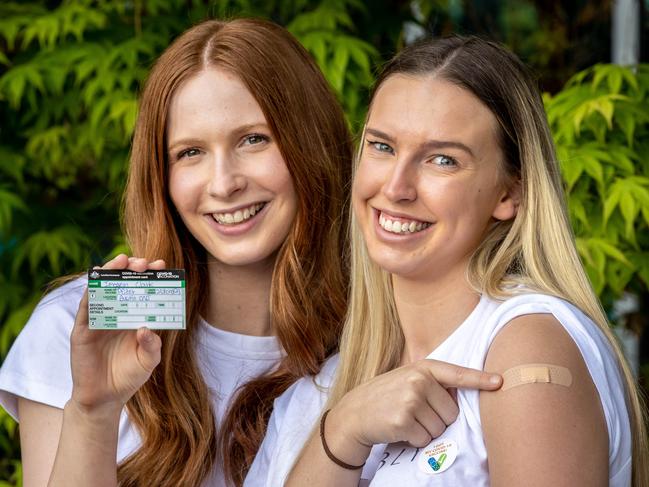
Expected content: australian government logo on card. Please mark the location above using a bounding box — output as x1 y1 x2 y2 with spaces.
87 269 186 330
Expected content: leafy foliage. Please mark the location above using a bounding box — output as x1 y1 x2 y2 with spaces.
0 1 647 485
287 0 377 125
545 64 649 300
0 0 377 483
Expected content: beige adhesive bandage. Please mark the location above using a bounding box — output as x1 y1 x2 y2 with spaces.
501 364 572 391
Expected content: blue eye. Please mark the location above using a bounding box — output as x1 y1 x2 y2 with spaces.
242 134 269 146
431 155 457 167
367 140 394 154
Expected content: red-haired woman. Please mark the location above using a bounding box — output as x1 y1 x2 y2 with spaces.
0 18 352 487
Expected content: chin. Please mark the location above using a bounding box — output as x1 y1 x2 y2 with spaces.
378 262 423 279
366 248 423 279
209 248 278 268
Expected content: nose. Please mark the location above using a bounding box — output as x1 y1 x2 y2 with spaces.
382 158 417 203
207 152 247 198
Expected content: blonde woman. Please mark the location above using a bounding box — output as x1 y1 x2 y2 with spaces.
249 36 647 486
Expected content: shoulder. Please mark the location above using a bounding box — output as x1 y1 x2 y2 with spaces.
245 354 340 487
18 276 86 342
485 310 592 372
483 292 604 388
271 353 339 440
314 353 340 388
483 292 621 417
8 274 86 349
479 302 611 485
486 292 591 330
0 276 86 418
274 353 339 418
31 276 87 323
485 293 622 377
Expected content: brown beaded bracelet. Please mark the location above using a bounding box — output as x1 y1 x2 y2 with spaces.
319 409 366 470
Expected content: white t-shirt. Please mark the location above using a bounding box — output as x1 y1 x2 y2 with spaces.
247 293 632 487
0 277 284 487
244 354 387 487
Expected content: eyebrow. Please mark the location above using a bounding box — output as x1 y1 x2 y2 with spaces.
365 127 475 157
167 138 202 153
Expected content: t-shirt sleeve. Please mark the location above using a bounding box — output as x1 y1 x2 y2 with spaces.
243 354 340 487
0 278 85 420
244 380 295 487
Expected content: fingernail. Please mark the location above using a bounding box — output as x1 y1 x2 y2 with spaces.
128 257 137 262
143 329 153 342
490 375 501 384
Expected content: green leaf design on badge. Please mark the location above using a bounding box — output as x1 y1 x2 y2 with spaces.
427 452 447 471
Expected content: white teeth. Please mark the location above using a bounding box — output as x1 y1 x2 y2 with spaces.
213 203 264 225
378 212 430 235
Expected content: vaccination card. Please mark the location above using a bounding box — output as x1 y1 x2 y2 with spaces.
87 269 186 330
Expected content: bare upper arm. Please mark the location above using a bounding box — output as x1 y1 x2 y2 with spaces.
18 397 63 487
480 313 608 487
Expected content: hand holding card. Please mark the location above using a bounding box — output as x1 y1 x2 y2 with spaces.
69 254 169 412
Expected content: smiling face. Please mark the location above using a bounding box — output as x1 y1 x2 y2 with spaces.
167 67 298 268
352 74 518 282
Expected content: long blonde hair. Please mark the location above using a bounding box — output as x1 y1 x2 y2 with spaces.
329 36 648 485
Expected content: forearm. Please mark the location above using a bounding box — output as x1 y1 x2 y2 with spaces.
286 409 371 487
48 400 122 487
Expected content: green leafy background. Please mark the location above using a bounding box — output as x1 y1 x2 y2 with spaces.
0 1 647 484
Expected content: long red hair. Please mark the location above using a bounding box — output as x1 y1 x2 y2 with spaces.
120 19 352 486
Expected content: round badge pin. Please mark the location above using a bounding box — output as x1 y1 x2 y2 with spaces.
417 438 458 475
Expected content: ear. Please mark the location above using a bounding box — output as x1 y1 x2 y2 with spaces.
492 181 521 221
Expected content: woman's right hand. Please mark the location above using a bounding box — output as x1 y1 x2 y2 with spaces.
323 360 502 466
69 253 164 413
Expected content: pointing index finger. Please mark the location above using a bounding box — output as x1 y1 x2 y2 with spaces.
423 359 502 390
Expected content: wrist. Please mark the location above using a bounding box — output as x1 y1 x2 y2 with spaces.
60 398 122 459
66 397 123 424
322 406 372 467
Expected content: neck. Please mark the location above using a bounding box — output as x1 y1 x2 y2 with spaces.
393 267 480 365
203 255 275 336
